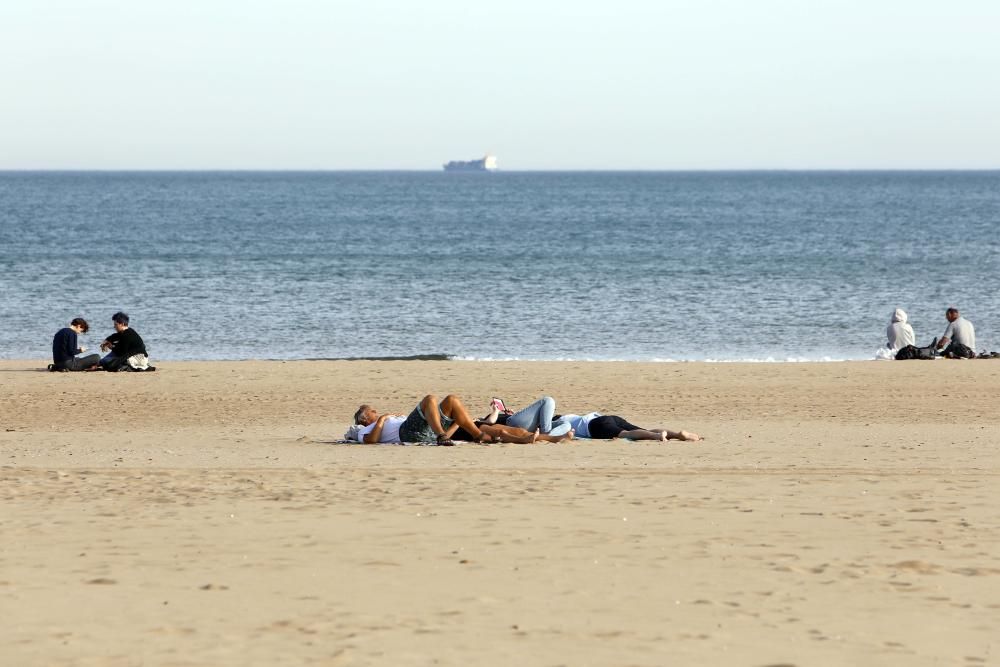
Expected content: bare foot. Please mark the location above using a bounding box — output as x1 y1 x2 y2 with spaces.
531 429 539 443
678 430 701 442
549 429 576 443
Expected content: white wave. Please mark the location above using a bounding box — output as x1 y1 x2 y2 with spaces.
451 355 868 363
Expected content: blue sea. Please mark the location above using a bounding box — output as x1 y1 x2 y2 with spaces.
1 171 998 362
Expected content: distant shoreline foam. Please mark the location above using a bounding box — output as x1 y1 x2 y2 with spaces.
301 354 871 363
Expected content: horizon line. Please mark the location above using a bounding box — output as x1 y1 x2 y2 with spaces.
2 167 999 173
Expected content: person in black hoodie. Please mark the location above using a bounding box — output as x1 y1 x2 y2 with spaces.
99 312 150 371
50 318 101 371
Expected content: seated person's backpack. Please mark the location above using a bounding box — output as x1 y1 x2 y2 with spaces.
895 338 938 360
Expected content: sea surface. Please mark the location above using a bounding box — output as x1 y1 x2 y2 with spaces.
1 171 998 362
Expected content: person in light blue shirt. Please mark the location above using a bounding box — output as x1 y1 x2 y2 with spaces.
482 398 701 441
551 412 701 441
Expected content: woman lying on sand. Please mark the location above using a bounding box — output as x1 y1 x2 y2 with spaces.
552 413 701 441
482 401 700 442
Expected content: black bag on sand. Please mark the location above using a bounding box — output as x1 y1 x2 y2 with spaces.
896 338 938 360
942 342 976 359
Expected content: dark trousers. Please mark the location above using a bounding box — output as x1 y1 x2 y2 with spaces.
62 354 101 371
588 415 643 439
942 342 975 359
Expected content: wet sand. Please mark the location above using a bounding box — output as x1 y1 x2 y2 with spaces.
2 359 999 666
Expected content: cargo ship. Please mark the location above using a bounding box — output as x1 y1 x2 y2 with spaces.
442 154 498 172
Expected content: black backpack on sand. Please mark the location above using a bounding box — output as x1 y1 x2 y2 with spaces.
895 338 938 361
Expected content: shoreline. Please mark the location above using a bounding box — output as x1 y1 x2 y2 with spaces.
6 354 904 364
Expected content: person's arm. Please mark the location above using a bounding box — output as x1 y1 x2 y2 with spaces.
65 330 83 355
937 322 954 349
100 332 119 352
65 330 82 356
363 415 392 444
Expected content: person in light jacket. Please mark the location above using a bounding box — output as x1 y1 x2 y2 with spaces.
886 308 916 352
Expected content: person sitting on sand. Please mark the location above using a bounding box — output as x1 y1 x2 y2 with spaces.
351 395 490 445
936 307 977 358
886 308 916 352
550 412 701 441
50 318 101 371
100 312 152 371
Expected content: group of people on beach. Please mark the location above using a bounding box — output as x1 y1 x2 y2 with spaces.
50 312 154 372
880 306 979 360
346 395 702 446
54 307 983 445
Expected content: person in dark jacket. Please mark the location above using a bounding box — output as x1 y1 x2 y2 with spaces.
99 312 150 371
50 318 101 371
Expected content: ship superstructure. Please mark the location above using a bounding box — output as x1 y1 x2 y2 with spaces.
443 155 498 172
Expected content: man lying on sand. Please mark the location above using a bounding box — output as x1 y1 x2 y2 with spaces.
350 394 572 445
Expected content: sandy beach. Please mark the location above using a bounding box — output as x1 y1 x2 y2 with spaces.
2 359 999 666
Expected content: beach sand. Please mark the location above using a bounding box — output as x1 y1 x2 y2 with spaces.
2 359 999 666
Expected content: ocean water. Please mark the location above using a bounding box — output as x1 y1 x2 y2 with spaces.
1 171 998 362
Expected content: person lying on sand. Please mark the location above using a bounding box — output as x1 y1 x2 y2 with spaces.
350 394 565 445
488 395 565 435
480 398 699 442
550 412 701 441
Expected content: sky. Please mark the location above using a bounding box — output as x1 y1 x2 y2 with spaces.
1 0 998 170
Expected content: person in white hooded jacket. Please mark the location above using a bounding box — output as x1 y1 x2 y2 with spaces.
886 308 916 351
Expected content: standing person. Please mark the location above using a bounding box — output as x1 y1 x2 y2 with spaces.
936 307 976 358
100 312 151 371
886 308 916 351
50 318 100 371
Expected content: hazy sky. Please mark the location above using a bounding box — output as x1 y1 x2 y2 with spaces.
2 1 998 169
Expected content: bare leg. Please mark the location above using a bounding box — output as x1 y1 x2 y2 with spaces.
479 423 537 444
481 424 576 444
437 394 484 441
482 405 501 424
418 395 446 435
612 427 701 441
616 429 664 441
662 429 701 441
536 428 575 443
